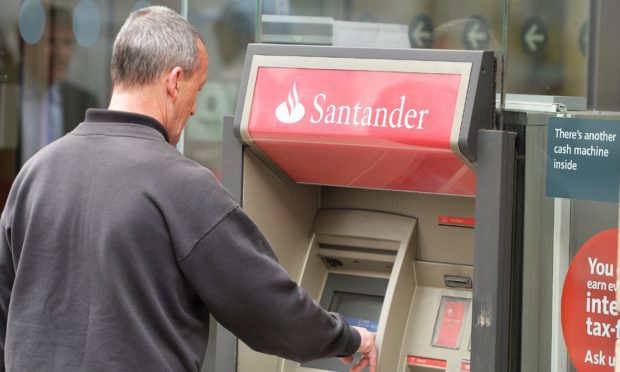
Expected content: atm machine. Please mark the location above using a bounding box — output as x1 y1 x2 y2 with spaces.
218 44 519 372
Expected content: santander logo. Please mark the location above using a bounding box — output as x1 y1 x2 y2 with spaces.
274 82 432 130
275 83 306 124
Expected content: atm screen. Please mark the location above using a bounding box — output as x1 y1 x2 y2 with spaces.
302 274 388 372
328 292 383 332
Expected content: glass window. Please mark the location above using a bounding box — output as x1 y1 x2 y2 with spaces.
505 0 588 96
0 21 18 209
519 3 620 371
257 0 507 96
19 3 101 163
184 1 256 178
0 0 184 209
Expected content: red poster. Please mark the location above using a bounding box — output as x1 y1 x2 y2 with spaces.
432 297 468 349
561 229 618 371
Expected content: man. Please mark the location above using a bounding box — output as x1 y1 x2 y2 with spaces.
0 6 377 372
20 4 99 164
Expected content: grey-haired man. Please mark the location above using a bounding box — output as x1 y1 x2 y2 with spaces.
0 6 376 372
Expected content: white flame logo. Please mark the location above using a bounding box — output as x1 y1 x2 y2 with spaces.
275 83 305 124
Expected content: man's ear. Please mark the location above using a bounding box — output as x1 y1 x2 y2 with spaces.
165 66 184 101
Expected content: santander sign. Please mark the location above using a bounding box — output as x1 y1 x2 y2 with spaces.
244 65 475 195
275 84 431 130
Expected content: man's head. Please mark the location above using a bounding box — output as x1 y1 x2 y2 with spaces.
110 6 208 145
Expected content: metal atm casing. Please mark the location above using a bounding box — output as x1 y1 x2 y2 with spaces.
220 44 516 372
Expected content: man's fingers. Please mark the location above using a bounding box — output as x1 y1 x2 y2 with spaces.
338 356 354 365
348 326 378 372
350 356 369 372
367 355 377 372
368 349 377 372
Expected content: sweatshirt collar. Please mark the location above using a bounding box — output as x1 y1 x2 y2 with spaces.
85 109 169 143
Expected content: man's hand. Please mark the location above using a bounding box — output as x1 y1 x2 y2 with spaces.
338 326 377 372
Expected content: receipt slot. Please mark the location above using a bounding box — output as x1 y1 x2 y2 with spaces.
220 44 518 372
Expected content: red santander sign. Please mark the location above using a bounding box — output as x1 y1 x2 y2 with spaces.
272 81 433 130
240 58 475 195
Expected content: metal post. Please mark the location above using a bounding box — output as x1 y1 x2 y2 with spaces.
472 129 516 371
214 115 243 372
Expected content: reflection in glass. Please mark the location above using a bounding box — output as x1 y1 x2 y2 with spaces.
20 4 99 164
258 0 505 97
73 0 101 47
0 33 19 210
185 1 255 178
132 1 152 13
18 0 46 45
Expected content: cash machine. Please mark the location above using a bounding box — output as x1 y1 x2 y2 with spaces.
219 44 518 372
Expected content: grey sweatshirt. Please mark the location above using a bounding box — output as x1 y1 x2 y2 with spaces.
0 109 360 371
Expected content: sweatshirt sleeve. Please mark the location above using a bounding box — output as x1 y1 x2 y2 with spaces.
178 206 360 363
0 220 15 371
